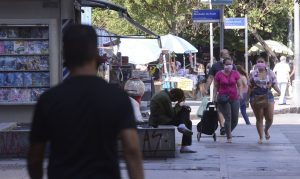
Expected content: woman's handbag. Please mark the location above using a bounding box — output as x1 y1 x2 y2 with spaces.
217 94 230 104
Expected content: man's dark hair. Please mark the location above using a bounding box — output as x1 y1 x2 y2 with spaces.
63 24 98 68
169 88 185 102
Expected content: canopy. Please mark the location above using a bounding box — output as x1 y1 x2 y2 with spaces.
161 34 198 54
111 38 161 65
249 40 294 56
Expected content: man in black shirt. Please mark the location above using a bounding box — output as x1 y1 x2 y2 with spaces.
202 49 236 135
27 25 144 179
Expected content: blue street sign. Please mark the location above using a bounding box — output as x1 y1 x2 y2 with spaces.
201 0 233 5
192 10 221 23
224 18 246 29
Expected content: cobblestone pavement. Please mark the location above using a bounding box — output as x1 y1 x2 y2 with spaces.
1 114 299 179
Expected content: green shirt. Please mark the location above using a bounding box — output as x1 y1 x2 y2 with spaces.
149 90 181 126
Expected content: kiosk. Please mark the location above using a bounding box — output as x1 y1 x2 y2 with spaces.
0 0 159 123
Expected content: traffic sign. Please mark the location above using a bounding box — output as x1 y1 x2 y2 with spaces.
224 18 246 29
192 10 221 23
201 0 233 5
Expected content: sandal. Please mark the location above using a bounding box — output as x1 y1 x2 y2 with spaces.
265 131 271 140
265 134 271 140
258 139 263 144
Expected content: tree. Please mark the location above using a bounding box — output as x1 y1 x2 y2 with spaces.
93 0 205 35
225 0 293 44
93 0 293 52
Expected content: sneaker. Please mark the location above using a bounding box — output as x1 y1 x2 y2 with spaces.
220 127 225 135
177 126 193 136
180 146 197 153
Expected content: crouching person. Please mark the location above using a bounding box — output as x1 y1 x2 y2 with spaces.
149 88 196 153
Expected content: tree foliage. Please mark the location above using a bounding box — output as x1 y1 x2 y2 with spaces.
92 0 294 50
93 0 205 35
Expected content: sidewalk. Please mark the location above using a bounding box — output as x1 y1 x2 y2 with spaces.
0 114 299 179
121 113 300 179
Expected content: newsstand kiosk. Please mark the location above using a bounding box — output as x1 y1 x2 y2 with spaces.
0 0 78 123
0 0 159 123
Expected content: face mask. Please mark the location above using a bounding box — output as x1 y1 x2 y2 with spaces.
224 64 233 71
256 63 266 70
179 101 185 106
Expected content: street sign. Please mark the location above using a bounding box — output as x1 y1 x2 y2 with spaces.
192 10 220 23
224 18 246 29
201 0 233 5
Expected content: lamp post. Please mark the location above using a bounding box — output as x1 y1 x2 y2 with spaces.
293 0 300 106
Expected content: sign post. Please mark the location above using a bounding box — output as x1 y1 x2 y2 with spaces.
209 3 214 100
201 0 233 4
193 8 221 100
192 9 221 23
224 17 248 73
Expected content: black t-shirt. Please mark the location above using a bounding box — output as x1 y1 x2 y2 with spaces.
208 61 237 77
30 76 136 179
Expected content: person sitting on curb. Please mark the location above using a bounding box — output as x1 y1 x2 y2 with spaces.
149 88 196 153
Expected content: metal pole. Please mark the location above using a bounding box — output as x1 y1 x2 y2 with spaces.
245 15 249 73
183 54 186 70
194 53 197 71
293 1 300 106
210 2 214 100
220 5 224 50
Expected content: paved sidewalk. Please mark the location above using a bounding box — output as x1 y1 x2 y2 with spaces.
120 113 300 179
0 114 299 179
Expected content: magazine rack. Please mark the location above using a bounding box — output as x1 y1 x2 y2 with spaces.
0 25 50 104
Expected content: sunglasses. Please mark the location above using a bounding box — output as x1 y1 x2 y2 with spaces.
257 61 264 63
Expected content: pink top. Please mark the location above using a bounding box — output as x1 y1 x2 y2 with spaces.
215 70 240 100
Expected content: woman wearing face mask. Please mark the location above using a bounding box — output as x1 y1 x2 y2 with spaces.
249 56 281 144
214 57 242 143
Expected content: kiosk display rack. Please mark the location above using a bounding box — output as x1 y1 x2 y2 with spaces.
0 25 50 104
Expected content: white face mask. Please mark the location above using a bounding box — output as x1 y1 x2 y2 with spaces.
224 64 233 71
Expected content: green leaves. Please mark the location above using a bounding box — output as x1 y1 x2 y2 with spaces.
92 0 293 50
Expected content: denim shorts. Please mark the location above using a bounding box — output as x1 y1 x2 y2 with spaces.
250 87 274 103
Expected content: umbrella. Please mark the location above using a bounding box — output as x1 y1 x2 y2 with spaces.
109 38 162 65
249 40 294 56
161 34 198 54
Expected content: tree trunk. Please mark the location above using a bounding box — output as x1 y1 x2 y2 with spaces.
171 22 177 35
251 30 279 62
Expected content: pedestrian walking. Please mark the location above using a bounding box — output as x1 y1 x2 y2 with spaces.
149 88 196 153
202 49 237 135
249 56 281 144
214 57 242 143
236 65 251 125
27 25 144 179
273 56 290 105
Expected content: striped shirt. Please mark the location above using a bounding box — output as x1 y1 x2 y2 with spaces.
249 68 277 89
